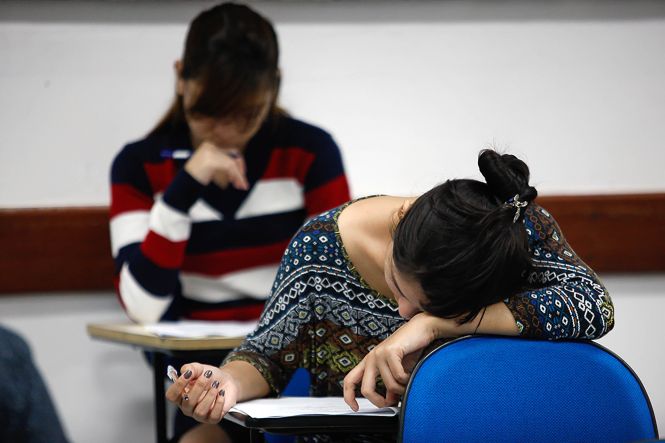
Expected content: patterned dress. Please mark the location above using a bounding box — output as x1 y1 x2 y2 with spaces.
224 198 615 438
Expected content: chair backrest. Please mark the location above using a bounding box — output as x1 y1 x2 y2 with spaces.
399 336 658 443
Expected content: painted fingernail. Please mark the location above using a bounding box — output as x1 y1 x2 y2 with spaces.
183 370 192 380
204 370 213 379
183 394 189 401
219 389 225 397
211 380 220 389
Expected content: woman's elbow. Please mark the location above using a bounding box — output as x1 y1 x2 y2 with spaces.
595 293 615 339
117 267 172 324
581 289 614 340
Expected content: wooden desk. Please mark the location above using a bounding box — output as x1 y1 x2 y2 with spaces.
87 323 243 443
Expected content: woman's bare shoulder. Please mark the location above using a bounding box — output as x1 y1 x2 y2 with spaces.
338 195 410 243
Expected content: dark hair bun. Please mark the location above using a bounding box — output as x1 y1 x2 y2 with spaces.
478 149 537 203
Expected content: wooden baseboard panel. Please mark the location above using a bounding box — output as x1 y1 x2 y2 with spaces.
1 193 663 294
534 194 665 273
0 207 113 293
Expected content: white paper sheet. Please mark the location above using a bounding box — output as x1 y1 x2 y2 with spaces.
230 397 399 418
143 320 257 338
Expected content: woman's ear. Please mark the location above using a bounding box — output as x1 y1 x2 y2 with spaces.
174 60 185 96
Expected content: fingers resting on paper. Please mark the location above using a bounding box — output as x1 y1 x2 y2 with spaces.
343 350 408 411
343 314 441 410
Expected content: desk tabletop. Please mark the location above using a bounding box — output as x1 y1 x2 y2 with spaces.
87 323 244 351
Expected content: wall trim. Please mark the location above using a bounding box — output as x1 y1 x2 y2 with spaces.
0 207 113 294
1 193 664 294
532 193 665 273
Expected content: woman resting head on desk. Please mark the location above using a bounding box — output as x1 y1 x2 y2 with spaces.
166 149 614 443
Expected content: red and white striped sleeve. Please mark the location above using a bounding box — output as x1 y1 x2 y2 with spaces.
110 146 203 323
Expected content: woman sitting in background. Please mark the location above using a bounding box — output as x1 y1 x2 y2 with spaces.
109 2 349 326
167 149 614 443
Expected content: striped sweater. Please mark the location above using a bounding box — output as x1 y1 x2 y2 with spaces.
110 116 350 323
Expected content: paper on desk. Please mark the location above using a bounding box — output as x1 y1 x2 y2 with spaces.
143 320 257 338
229 397 399 418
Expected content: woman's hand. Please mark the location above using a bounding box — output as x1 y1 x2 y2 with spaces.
343 312 471 410
184 141 249 190
342 303 518 410
165 362 240 424
343 313 436 410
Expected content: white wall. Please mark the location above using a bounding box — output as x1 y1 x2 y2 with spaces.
1 0 665 208
1 1 664 442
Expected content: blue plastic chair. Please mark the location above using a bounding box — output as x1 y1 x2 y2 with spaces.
399 336 658 443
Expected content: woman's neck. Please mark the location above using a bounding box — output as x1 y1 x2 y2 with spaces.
337 195 412 299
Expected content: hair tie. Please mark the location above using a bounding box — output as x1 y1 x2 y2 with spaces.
506 194 528 223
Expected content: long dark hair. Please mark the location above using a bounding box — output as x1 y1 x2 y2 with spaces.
150 2 281 136
392 149 538 323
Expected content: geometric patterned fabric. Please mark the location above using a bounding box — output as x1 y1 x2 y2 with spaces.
226 200 404 399
506 206 614 339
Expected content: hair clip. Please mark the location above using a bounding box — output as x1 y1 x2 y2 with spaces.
506 194 528 223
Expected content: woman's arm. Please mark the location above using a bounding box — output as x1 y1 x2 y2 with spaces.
506 205 614 340
111 142 248 323
342 305 516 410
425 205 614 341
111 146 202 323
